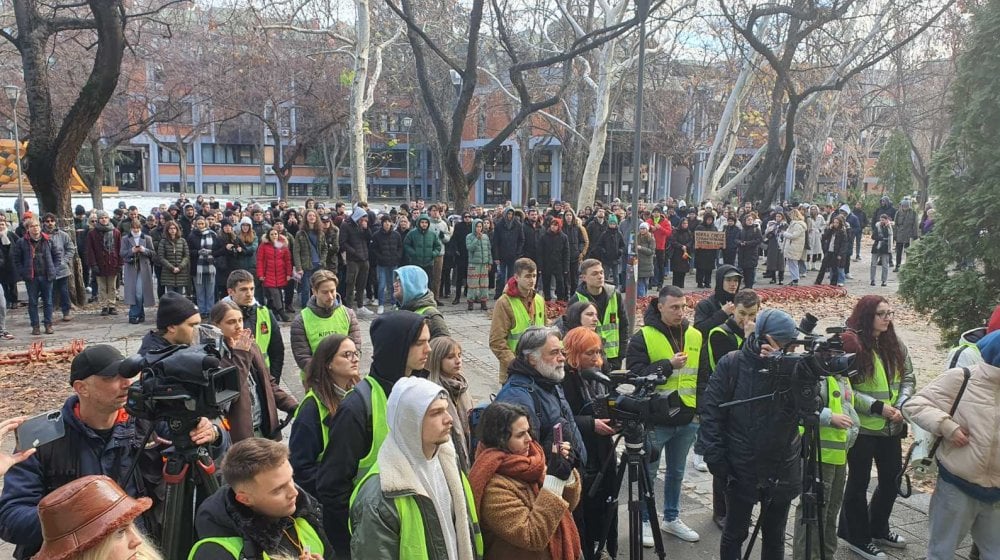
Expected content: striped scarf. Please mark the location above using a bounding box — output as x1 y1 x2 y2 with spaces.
197 229 216 279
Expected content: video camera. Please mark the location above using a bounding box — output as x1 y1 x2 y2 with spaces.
582 367 682 434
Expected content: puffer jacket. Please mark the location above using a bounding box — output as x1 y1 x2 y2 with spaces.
256 239 293 289
537 225 569 274
403 220 442 267
371 227 403 267
905 362 1000 490
45 227 75 279
698 342 802 500
636 231 655 278
11 234 60 281
466 229 493 266
399 289 450 339
781 219 808 261
340 218 369 263
563 218 588 265
493 211 524 261
294 228 328 272
647 215 672 250
156 236 190 288
289 295 362 371
735 224 762 269
894 206 920 245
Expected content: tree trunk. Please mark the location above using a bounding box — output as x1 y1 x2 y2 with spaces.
177 141 189 194
745 83 793 205
349 0 371 203
576 39 618 210
89 138 106 210
703 57 755 198
802 92 841 200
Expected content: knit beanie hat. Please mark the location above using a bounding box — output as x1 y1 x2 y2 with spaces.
755 309 798 344
976 330 1000 367
608 215 619 225
351 206 367 222
157 291 199 331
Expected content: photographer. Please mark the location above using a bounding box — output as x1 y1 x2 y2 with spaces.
626 285 703 545
698 309 802 560
838 295 915 560
0 345 229 559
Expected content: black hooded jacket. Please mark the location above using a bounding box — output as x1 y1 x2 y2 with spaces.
315 311 428 558
693 264 742 338
191 485 332 559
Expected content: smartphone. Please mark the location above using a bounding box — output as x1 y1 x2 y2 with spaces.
552 423 563 450
14 410 65 452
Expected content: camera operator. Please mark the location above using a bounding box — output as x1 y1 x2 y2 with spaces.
626 284 703 545
0 345 229 559
698 309 803 560
138 291 203 355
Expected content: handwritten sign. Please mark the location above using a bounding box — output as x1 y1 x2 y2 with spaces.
694 230 725 250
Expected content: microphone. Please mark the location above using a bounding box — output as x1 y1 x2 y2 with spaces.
579 368 612 386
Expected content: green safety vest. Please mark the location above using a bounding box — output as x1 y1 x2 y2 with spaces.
706 323 743 372
349 463 484 559
292 390 331 461
505 294 546 352
354 377 389 485
576 292 621 359
254 306 272 367
950 339 983 368
799 376 853 466
641 325 702 408
187 516 324 559
299 305 351 380
854 353 899 431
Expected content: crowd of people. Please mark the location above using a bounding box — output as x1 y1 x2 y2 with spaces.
0 192 994 560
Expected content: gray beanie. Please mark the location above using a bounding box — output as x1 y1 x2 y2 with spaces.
755 309 798 344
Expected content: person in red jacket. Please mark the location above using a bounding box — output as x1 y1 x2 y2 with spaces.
256 227 294 322
84 210 122 316
647 206 673 289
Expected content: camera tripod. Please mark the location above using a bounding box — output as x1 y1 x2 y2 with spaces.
158 419 221 560
593 421 667 560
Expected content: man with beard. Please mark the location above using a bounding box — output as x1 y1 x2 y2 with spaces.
495 326 587 469
316 311 432 558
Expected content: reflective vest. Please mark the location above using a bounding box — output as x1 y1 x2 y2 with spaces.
187 516 324 559
299 305 351 379
800 376 853 466
576 292 621 359
414 305 434 316
641 325 702 408
505 294 546 351
292 390 331 461
854 353 899 431
949 339 983 369
707 323 743 372
254 306 272 367
350 463 485 559
354 377 389 485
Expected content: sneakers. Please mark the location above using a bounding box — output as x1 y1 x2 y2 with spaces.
44 325 54 334
641 521 654 548
848 541 887 560
662 518 700 542
31 326 40 336
62 311 71 322
0 330 13 340
874 532 907 549
377 305 385 314
355 307 374 318
845 273 854 279
692 454 708 473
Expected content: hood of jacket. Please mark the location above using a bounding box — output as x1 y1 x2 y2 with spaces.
547 218 563 234
713 264 742 304
395 265 430 307
384 377 450 482
959 327 987 348
503 275 533 299
304 294 343 318
416 214 431 230
977 330 1000 367
370 310 428 387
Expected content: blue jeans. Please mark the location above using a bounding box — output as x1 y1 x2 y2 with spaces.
495 260 515 297
196 274 215 315
854 230 863 259
26 277 53 327
53 276 71 315
638 277 649 297
376 266 395 306
129 288 145 321
642 422 700 522
299 268 316 308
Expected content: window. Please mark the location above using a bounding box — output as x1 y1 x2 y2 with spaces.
485 180 510 205
536 181 551 203
201 144 260 165
158 146 193 163
159 182 195 193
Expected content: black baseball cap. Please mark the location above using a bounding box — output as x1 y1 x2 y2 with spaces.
69 345 125 384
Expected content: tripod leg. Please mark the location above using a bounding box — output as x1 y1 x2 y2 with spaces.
636 453 668 560
809 423 828 560
160 458 192 560
595 449 629 556
742 495 769 560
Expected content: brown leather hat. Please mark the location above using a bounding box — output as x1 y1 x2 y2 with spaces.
33 475 152 560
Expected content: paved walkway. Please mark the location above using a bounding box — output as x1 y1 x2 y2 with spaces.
0 246 969 558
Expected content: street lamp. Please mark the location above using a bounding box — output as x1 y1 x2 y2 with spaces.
402 116 413 203
4 85 25 222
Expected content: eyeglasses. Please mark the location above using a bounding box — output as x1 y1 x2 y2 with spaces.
339 350 363 360
875 310 895 319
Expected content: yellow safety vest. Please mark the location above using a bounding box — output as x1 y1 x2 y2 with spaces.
299 305 351 380
350 463 484 559
800 376 853 466
854 353 899 431
292 390 331 461
505 294 546 351
576 292 622 359
640 325 702 408
706 323 743 372
187 517 324 559
354 377 389 485
254 306 272 367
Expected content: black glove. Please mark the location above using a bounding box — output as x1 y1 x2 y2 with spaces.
546 446 574 481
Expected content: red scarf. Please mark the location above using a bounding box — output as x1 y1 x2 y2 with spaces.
469 441 580 560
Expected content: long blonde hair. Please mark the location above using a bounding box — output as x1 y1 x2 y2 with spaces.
75 524 163 560
427 337 462 383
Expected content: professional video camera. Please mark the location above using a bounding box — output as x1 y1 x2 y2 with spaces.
583 367 682 429
123 327 239 433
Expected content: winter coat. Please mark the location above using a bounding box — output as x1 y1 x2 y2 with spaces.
781 219 808 261
191 484 331 560
522 222 542 262
340 218 369 263
698 344 802 501
693 265 743 340
871 222 894 255
213 232 243 287
593 227 625 266
119 233 156 307
85 227 122 276
466 231 493 266
0 230 18 285
637 232 655 278
905 362 1000 490
256 240 293 289
563 218 589 265
668 227 694 274
450 221 472 260
894 207 919 245
294 229 328 272
585 220 608 257
693 221 719 271
820 227 847 267
46 228 74 279
647 216 672 250
371 227 403 268
156 236 191 288
764 219 786 271
493 212 525 262
236 234 258 274
872 203 897 228
399 289 450 340
290 295 362 372
807 214 826 257
11 234 60 282
537 229 570 275
735 224 762 270
324 225 340 270
403 225 443 267
219 343 297 442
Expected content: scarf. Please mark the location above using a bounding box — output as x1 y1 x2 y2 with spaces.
0 228 9 246
469 441 580 560
197 229 216 279
95 221 116 253
435 373 474 470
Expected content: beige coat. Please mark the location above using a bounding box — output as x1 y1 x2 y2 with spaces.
479 473 581 560
904 363 1000 489
780 219 808 261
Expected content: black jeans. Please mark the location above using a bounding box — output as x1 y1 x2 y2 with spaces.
541 269 566 300
894 242 909 268
721 485 792 560
696 267 713 288
713 474 727 518
672 271 686 288
654 249 666 286
838 434 902 546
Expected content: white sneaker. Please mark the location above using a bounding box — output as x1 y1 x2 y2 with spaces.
641 521 654 548
355 307 374 318
693 454 708 473
663 518 700 542
845 273 854 279
377 305 385 314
